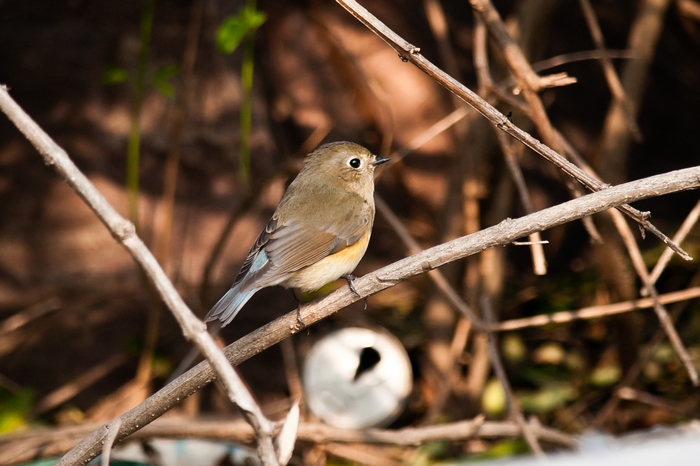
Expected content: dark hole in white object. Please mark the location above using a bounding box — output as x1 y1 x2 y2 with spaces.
353 346 381 381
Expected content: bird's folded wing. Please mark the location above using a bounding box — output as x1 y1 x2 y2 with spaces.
251 209 371 287
231 214 278 288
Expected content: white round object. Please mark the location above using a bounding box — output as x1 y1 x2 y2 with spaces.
302 326 413 429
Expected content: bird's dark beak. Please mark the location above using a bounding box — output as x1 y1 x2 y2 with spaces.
372 156 390 166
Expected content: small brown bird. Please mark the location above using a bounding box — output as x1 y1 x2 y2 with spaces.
206 141 389 326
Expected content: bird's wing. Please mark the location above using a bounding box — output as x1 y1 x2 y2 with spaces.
231 214 278 289
242 198 372 290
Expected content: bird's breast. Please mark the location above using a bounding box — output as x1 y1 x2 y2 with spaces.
282 228 372 292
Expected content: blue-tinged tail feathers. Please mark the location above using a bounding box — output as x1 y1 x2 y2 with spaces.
205 248 270 326
205 287 258 327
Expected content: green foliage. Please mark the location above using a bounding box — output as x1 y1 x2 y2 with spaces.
410 441 449 466
0 388 34 433
469 439 529 461
518 382 578 413
216 7 266 55
102 65 129 85
151 64 180 99
215 2 267 185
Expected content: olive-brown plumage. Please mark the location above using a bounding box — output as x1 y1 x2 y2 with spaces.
206 142 388 326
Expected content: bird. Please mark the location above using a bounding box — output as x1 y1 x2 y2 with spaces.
206 141 389 327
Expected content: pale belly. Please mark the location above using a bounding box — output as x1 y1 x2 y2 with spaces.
282 229 371 292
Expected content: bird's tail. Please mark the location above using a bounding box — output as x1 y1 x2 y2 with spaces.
205 286 257 327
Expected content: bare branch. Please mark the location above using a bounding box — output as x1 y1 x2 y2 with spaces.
578 0 642 139
648 199 700 286
609 208 698 385
0 86 281 466
100 419 121 466
335 0 690 261
493 286 700 332
375 195 484 328
481 297 544 455
0 415 579 464
473 16 547 275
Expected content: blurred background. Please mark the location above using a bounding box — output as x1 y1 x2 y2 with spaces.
0 0 699 462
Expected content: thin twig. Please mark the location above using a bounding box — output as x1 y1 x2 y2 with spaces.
280 337 304 413
100 419 121 466
648 198 700 286
596 0 671 183
421 317 472 424
0 297 61 337
609 208 698 385
594 277 696 427
578 0 642 140
335 0 691 261
481 296 544 455
616 387 700 417
375 195 485 328
31 352 129 417
493 286 700 332
497 130 548 275
531 49 637 74
389 105 471 165
0 415 580 464
0 86 281 466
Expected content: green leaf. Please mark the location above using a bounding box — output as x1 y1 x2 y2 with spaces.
103 65 129 85
151 64 180 98
216 7 266 54
0 389 34 433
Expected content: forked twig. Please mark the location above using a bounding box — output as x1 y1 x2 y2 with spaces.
100 419 121 466
335 0 691 261
608 209 698 385
473 17 547 275
648 199 700 286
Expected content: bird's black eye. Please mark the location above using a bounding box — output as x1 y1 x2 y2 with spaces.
348 158 362 168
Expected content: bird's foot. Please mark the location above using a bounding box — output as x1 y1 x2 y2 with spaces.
290 289 305 327
342 274 368 311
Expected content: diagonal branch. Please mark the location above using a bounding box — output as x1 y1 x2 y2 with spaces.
578 0 642 139
0 86 282 466
481 297 544 455
335 0 691 261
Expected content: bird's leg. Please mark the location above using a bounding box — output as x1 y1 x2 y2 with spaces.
342 274 368 311
290 289 305 327
342 274 361 296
